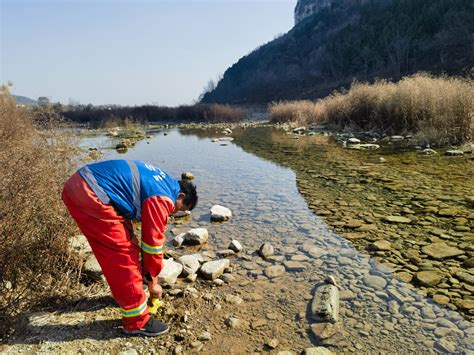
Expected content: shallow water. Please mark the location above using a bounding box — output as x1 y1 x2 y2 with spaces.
81 128 473 352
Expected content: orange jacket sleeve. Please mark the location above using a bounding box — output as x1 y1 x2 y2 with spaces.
141 195 174 282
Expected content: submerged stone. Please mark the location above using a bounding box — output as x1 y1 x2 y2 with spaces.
421 242 464 259
415 271 444 287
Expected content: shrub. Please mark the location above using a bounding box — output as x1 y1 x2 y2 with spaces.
270 73 474 145
0 87 79 335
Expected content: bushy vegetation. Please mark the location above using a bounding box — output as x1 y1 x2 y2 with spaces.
270 74 474 145
202 0 473 104
63 103 246 127
0 87 80 335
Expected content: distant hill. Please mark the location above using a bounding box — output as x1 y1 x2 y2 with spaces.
13 95 37 106
201 0 473 104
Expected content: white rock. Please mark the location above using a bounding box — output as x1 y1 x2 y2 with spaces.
421 148 437 155
311 284 339 323
83 256 102 280
359 143 380 150
347 138 361 144
445 150 463 156
218 137 234 141
69 234 92 254
210 205 232 222
200 259 230 280
229 239 243 252
178 255 200 276
158 259 183 285
172 233 185 247
224 317 241 328
183 228 209 245
390 135 404 140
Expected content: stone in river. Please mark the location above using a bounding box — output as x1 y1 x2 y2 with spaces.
172 233 185 247
283 260 306 271
445 150 463 156
382 215 412 224
435 339 456 353
303 347 334 355
210 205 232 222
229 239 243 253
421 242 464 259
362 275 387 290
183 228 209 245
415 271 444 287
368 240 392 251
394 271 413 283
259 243 274 259
311 284 339 323
158 259 183 285
453 298 474 310
433 294 450 305
200 259 230 280
455 271 474 285
264 265 285 278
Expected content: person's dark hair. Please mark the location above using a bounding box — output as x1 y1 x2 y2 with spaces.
179 179 198 210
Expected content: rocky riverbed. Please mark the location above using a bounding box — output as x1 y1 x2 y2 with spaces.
232 126 474 322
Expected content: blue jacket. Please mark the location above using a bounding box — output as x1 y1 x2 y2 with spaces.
79 160 180 220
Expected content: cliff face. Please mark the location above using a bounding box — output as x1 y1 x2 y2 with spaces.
201 0 473 105
294 0 372 25
294 0 331 25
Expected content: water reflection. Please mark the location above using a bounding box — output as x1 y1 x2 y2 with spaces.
83 128 472 352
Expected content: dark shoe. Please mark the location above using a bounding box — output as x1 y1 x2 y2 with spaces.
123 318 169 337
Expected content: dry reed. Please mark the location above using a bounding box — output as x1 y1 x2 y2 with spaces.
0 87 81 336
270 73 474 145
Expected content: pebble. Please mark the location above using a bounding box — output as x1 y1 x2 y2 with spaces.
224 317 241 328
263 265 285 278
259 243 275 258
362 275 387 290
229 239 243 252
225 294 243 305
198 331 211 341
266 338 279 349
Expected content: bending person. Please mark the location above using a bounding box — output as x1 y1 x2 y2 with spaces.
62 159 197 336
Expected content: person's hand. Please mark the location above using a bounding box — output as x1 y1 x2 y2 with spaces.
148 282 163 299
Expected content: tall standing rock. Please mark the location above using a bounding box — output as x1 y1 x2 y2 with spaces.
311 284 339 323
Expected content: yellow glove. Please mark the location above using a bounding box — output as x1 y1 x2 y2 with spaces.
148 297 164 315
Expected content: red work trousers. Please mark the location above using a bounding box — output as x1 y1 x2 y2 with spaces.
62 172 149 330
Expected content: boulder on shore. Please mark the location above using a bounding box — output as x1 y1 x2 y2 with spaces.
158 259 183 285
200 259 230 280
183 228 209 245
311 284 339 323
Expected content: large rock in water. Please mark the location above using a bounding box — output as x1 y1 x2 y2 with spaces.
421 242 464 259
200 259 230 280
183 228 209 245
210 205 232 222
311 284 339 323
158 259 183 284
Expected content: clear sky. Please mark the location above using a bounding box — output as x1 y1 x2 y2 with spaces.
1 0 295 106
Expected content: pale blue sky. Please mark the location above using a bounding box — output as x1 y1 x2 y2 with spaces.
1 0 295 106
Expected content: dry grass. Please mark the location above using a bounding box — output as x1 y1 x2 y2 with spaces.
270 73 474 145
0 87 81 336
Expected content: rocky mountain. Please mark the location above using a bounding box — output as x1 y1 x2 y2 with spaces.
13 95 37 106
201 0 473 104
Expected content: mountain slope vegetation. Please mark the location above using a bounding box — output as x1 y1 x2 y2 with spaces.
201 0 473 104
